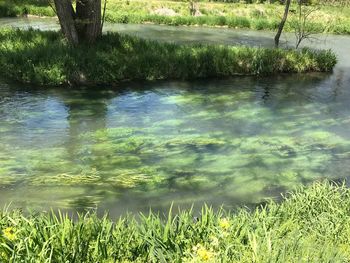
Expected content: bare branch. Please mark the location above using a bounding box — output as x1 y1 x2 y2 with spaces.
101 0 108 31
46 0 57 16
290 1 325 49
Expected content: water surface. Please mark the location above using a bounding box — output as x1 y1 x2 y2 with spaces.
0 18 350 216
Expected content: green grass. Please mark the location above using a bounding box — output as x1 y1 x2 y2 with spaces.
0 0 55 17
0 29 337 86
1 0 350 34
1 182 350 262
104 1 350 34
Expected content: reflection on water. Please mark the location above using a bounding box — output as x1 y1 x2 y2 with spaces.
0 18 350 216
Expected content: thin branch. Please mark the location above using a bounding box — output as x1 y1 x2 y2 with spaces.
101 0 108 32
47 0 57 16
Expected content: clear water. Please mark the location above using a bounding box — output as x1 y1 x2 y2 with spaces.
1 18 350 216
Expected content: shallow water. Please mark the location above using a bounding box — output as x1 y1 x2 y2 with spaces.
0 18 350 216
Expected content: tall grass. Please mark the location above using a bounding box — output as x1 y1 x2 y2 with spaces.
1 0 350 35
1 182 350 262
0 0 55 17
0 29 337 86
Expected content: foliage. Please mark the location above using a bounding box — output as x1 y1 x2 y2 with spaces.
0 0 55 17
305 0 350 6
1 182 350 262
288 2 326 49
0 29 337 85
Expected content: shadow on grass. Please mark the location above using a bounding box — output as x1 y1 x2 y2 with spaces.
0 28 337 87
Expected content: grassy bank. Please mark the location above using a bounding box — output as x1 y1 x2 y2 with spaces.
1 0 350 34
1 182 350 262
0 29 337 86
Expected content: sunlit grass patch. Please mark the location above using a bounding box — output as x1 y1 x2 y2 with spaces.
1 182 350 261
1 0 350 34
0 29 337 86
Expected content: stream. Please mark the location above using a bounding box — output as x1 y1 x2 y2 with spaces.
0 17 350 216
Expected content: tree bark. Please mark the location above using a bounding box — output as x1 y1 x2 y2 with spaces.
54 0 79 45
53 0 102 45
274 0 291 48
76 0 102 43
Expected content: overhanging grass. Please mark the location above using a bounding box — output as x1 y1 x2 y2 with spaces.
1 182 350 262
0 29 337 86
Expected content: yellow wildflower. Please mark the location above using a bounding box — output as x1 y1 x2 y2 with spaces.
219 218 230 230
192 244 214 262
3 227 16 241
197 246 214 261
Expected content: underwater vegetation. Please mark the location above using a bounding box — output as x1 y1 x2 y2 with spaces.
1 75 350 210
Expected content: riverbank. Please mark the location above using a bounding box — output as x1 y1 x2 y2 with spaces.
0 182 349 261
1 0 350 34
0 29 337 86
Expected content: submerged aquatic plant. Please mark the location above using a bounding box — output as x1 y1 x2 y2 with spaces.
1 85 349 209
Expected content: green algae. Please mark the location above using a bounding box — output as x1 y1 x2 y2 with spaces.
173 174 218 190
0 175 19 186
105 167 163 189
1 124 347 194
1 125 347 195
80 128 135 141
29 173 101 186
164 136 226 148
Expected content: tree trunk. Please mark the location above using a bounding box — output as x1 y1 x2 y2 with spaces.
274 0 291 48
53 0 102 45
76 0 102 43
54 0 79 45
